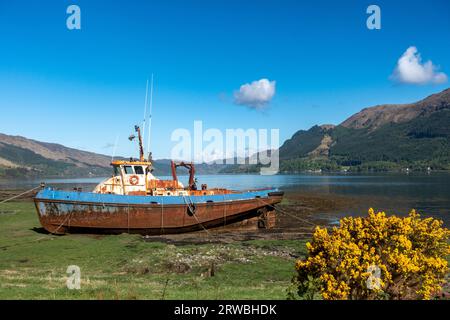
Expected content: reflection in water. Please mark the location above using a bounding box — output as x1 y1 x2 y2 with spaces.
1 172 449 225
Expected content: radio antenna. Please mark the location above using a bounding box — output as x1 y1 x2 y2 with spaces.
142 79 149 151
111 134 119 162
146 74 154 159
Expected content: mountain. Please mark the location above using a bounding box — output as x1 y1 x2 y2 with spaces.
280 124 335 160
279 88 450 172
0 134 227 178
0 134 114 178
341 88 450 130
2 88 449 177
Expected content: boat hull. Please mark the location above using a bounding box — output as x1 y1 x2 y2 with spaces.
34 188 284 235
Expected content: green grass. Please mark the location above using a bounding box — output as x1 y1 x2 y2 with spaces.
0 202 307 300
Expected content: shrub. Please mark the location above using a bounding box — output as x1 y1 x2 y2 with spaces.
293 209 450 300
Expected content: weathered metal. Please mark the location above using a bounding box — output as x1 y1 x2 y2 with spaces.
33 124 284 235
171 161 196 190
34 188 283 235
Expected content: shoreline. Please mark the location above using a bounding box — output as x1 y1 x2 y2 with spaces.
0 187 357 244
1 169 450 180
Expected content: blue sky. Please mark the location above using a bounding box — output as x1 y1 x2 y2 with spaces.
0 0 449 159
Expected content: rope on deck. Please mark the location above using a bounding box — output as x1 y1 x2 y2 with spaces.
256 197 318 228
52 211 73 235
0 184 73 249
182 194 211 237
161 196 164 234
222 193 228 227
0 185 42 204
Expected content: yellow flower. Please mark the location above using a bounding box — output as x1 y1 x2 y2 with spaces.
293 209 450 300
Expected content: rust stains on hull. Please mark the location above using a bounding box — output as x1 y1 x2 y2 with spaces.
34 194 283 235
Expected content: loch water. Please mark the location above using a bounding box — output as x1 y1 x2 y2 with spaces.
2 172 449 226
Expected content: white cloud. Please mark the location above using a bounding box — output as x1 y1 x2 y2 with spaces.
391 46 447 84
233 78 276 108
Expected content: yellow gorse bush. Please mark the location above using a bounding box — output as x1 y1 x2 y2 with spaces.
293 209 450 300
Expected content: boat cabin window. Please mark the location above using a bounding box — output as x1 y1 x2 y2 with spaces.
113 166 122 176
134 166 144 175
124 166 134 175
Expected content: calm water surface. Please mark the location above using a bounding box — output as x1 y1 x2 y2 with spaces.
1 172 449 226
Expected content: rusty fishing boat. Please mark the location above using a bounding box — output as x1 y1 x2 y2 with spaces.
34 126 284 235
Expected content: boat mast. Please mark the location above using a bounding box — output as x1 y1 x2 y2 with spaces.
142 79 149 148
135 125 145 161
111 134 119 162
147 74 154 161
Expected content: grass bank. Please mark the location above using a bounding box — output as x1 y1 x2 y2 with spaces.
0 202 307 299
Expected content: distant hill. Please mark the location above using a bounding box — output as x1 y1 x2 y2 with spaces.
0 134 227 178
341 88 450 130
0 134 113 178
151 158 228 176
2 88 449 177
279 88 450 172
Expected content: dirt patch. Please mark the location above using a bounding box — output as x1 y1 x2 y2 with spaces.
164 261 192 274
2 187 358 245
124 243 296 278
308 134 333 157
142 191 358 245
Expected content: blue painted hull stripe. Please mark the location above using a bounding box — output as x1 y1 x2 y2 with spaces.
35 188 278 205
